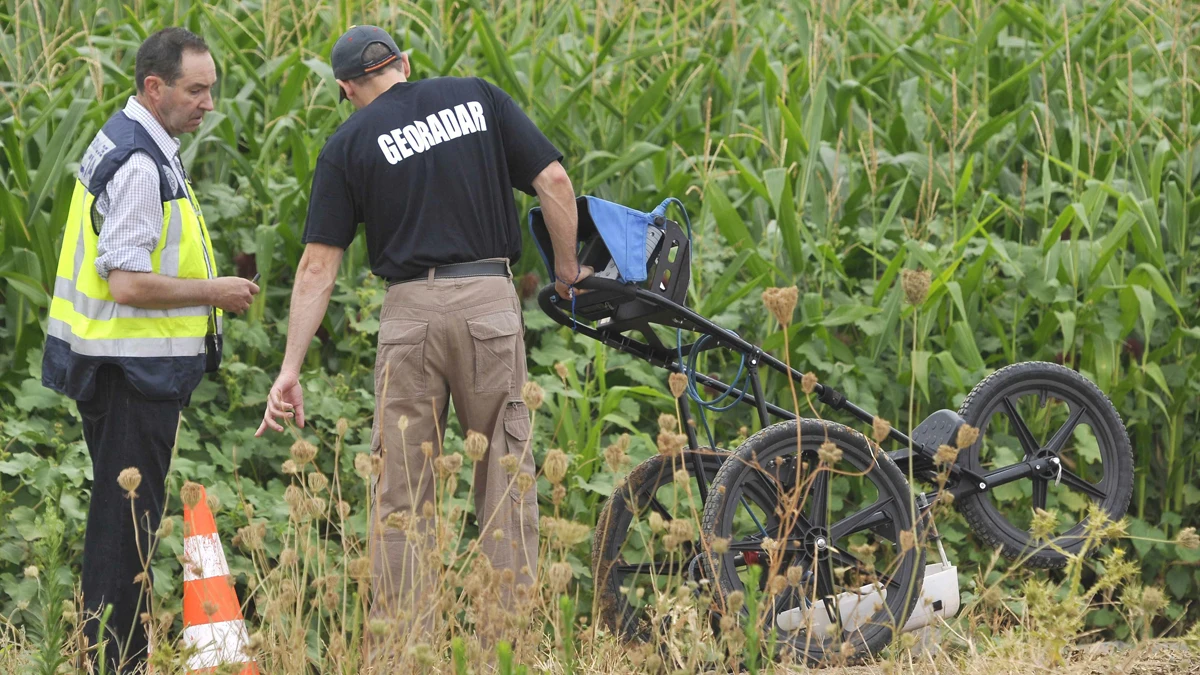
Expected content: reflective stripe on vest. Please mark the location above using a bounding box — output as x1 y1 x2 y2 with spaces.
46 316 206 358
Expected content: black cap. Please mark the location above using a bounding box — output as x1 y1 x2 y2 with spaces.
331 25 401 100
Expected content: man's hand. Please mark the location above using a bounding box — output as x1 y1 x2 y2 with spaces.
210 276 260 313
256 370 305 436
554 263 593 300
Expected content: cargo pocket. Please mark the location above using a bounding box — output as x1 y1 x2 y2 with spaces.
467 310 521 393
376 319 428 399
503 400 535 504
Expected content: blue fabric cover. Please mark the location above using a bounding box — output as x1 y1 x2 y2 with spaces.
583 196 656 283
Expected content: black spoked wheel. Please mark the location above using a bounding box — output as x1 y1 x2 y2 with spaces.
956 361 1133 568
701 419 924 664
593 448 735 641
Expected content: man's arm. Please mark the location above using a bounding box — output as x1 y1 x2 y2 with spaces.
256 242 344 435
98 154 258 312
531 161 592 298
109 270 258 312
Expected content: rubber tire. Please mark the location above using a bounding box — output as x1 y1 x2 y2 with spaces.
955 361 1133 568
592 449 727 642
700 419 924 665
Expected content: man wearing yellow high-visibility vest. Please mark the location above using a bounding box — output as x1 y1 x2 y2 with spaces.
41 28 258 674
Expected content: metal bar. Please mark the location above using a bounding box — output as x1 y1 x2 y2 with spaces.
748 361 771 428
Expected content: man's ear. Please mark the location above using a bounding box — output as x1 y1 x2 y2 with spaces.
401 53 411 79
336 79 351 100
142 74 164 100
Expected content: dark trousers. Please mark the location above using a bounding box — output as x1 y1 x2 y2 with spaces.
77 365 182 674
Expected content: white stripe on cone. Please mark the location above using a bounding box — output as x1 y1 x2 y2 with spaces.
183 619 252 670
183 533 231 581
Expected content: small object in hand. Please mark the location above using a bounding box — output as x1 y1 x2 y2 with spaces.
251 273 260 284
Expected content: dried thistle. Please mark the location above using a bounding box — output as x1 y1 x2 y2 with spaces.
284 484 306 517
668 372 688 399
899 529 916 551
516 472 535 495
180 481 204 509
871 416 892 444
551 484 566 505
786 565 803 587
307 472 328 493
900 268 931 306
521 380 545 411
235 522 266 551
281 459 299 475
648 512 667 534
202 600 219 617
337 501 351 519
23 565 38 579
801 371 818 395
463 430 488 462
1177 526 1200 550
762 286 799 326
279 548 298 566
818 442 842 465
934 444 959 465
353 453 374 479
955 424 980 449
549 561 573 593
335 417 349 436
117 467 142 498
435 453 463 479
346 556 372 580
602 442 628 473
656 430 687 458
155 517 175 539
543 448 569 484
421 441 434 459
1137 586 1168 615
385 511 412 531
657 413 678 433
554 362 570 382
767 574 788 596
727 590 745 613
710 537 730 554
499 453 520 475
290 439 317 465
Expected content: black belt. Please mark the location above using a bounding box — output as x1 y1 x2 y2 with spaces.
385 260 509 287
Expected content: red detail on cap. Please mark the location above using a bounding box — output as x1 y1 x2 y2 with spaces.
744 551 761 565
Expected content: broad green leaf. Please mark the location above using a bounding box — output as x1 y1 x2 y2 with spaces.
1054 310 1076 348
820 304 880 327
911 349 931 401
704 183 769 278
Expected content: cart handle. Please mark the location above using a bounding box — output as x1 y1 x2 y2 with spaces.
572 275 637 297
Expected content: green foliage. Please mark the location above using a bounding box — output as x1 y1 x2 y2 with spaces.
1 0 1199 663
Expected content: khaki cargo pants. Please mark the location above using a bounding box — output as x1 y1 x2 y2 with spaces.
367 264 538 646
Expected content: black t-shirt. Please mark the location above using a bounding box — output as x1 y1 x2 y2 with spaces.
302 77 563 279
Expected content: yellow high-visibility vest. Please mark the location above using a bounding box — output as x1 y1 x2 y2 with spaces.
43 111 221 401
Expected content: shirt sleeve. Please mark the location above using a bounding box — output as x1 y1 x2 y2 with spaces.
302 155 359 248
94 153 164 280
482 79 564 196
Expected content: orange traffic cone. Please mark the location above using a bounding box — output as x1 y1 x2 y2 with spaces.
181 486 258 674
